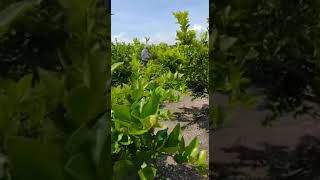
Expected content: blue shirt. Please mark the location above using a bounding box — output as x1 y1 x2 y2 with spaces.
141 48 149 61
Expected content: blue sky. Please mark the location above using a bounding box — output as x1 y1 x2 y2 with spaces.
111 0 208 45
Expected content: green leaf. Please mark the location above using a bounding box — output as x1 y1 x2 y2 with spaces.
220 36 237 51
28 98 46 125
142 115 158 130
58 0 96 33
38 68 64 100
128 128 149 136
65 126 90 155
112 119 134 130
212 105 225 128
139 98 147 115
158 109 172 120
135 151 153 167
92 116 111 176
88 49 107 94
0 95 11 132
64 86 91 129
138 167 157 180
0 0 42 34
197 150 207 165
119 134 131 145
163 124 182 153
113 105 144 134
140 133 153 148
65 153 96 180
113 160 136 180
0 154 7 179
14 74 33 102
166 124 182 146
112 62 124 74
179 136 185 150
64 86 104 130
130 89 144 103
113 105 131 122
162 147 180 154
155 128 168 150
6 136 65 180
195 150 208 177
83 60 91 88
140 91 161 119
184 137 200 161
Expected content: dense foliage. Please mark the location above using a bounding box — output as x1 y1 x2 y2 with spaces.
112 11 209 98
209 0 256 129
111 60 208 179
0 1 111 180
0 0 66 80
212 0 320 124
210 1 320 178
111 11 209 179
0 2 209 180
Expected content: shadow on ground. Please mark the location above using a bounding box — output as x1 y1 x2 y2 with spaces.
210 135 320 180
155 156 206 180
172 104 209 131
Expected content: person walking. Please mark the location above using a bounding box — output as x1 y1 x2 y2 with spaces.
141 46 149 67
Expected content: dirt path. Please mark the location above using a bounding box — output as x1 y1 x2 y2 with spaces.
211 91 320 179
155 95 209 180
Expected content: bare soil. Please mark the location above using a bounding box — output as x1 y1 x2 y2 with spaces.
211 90 320 179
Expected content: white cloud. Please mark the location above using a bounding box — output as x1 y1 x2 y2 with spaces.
191 24 208 39
148 32 176 45
112 32 131 43
192 24 206 33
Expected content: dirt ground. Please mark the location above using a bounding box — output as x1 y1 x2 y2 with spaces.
211 89 320 179
155 95 209 180
154 89 320 179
